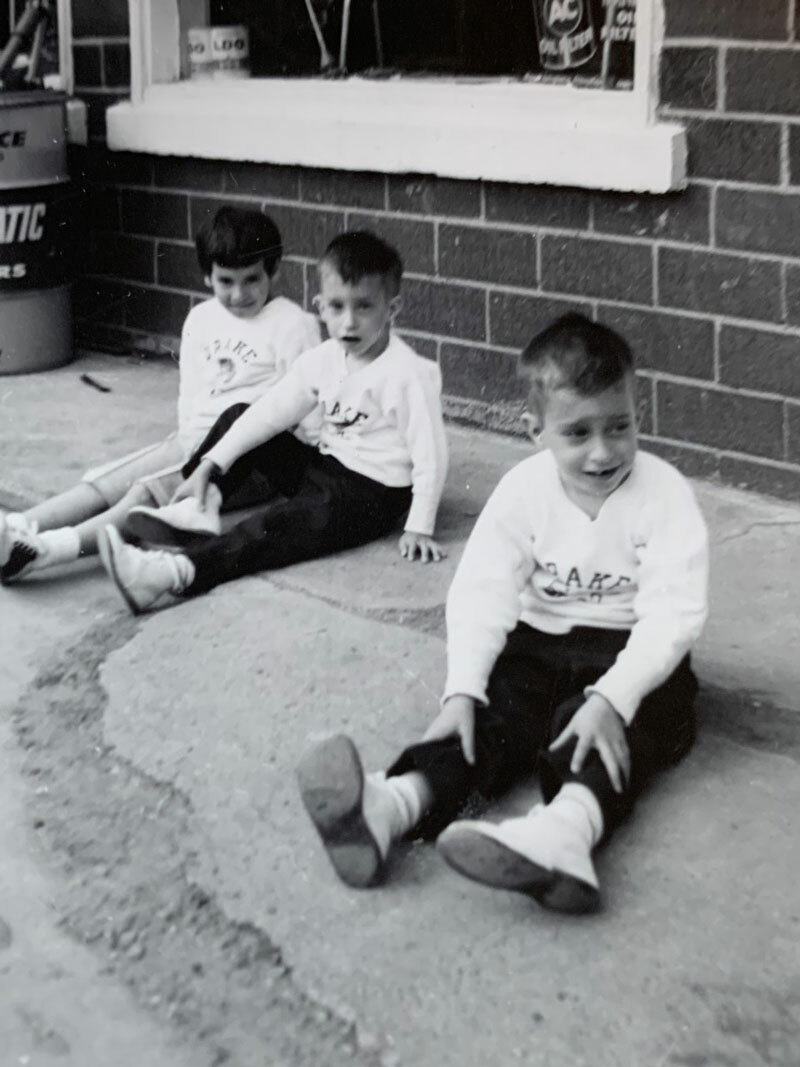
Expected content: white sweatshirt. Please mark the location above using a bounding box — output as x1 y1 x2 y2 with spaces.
205 334 448 536
177 296 321 456
444 450 709 724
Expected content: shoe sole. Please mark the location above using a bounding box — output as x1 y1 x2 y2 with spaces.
0 541 38 584
437 827 600 915
97 527 143 616
123 511 213 552
296 735 384 889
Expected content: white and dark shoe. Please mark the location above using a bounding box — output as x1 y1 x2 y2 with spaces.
97 524 193 615
437 804 600 914
0 513 44 584
124 493 221 550
296 735 399 889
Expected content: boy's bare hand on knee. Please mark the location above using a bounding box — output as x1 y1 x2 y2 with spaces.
398 531 446 563
422 694 476 764
549 693 630 793
171 459 214 510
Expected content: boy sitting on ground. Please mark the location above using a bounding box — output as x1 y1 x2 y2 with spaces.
0 205 320 584
297 313 709 914
97 230 449 614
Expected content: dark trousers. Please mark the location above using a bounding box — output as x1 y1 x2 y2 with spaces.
389 622 698 840
180 404 412 595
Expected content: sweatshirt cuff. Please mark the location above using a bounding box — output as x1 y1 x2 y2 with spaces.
443 665 492 707
203 442 235 474
404 491 438 537
584 681 638 725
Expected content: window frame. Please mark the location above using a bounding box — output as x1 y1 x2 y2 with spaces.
107 0 686 193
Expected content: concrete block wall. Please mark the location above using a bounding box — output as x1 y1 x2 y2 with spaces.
68 0 800 500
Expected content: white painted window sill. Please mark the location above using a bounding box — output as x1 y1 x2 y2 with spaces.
106 78 686 193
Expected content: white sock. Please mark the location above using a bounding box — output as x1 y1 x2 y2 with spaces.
366 770 431 844
384 771 431 831
547 783 604 848
38 526 81 567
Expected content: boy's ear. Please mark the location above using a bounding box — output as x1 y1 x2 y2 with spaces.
388 294 402 321
520 410 543 443
311 293 323 314
203 274 212 288
636 398 648 428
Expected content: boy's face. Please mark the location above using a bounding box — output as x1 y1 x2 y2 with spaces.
206 261 273 319
315 265 399 361
532 376 639 508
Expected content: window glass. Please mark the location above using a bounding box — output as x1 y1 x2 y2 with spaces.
205 0 636 89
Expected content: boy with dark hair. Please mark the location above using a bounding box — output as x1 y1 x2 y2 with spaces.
297 312 708 914
0 205 319 583
97 230 448 614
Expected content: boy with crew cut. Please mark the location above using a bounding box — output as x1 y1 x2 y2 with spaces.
297 313 709 914
97 230 449 613
0 205 320 583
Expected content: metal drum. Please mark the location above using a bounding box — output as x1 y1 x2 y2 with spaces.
0 90 75 374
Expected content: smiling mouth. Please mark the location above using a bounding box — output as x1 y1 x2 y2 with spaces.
584 466 620 480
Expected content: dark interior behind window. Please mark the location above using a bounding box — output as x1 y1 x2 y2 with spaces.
208 0 635 89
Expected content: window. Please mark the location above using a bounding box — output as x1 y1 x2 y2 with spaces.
2 1 86 142
3 0 70 87
206 0 636 89
108 0 685 192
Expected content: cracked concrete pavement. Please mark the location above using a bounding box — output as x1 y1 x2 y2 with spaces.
1 353 799 1066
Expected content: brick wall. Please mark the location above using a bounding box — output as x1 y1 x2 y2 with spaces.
69 0 800 500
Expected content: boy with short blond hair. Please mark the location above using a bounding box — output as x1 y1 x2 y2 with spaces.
297 312 708 914
97 230 449 613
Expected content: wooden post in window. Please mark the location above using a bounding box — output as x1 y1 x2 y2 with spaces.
339 0 352 71
56 0 73 91
129 0 181 101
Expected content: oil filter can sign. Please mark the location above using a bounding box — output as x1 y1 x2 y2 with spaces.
533 0 597 70
0 183 77 290
531 0 636 87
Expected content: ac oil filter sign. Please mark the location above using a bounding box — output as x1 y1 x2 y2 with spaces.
531 0 637 86
0 182 77 290
533 0 597 70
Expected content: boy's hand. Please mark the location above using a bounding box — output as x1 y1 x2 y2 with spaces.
171 458 215 510
422 694 476 764
549 693 630 794
398 530 446 563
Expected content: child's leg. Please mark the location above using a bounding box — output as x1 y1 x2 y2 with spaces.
538 654 698 835
22 481 108 531
180 458 411 595
179 404 306 509
388 623 562 839
296 735 432 888
1 436 187 581
439 654 698 913
98 456 411 613
296 625 558 888
2 482 163 582
72 481 159 556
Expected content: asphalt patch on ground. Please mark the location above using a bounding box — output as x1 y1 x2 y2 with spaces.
699 683 800 762
12 618 391 1067
9 596 797 1067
